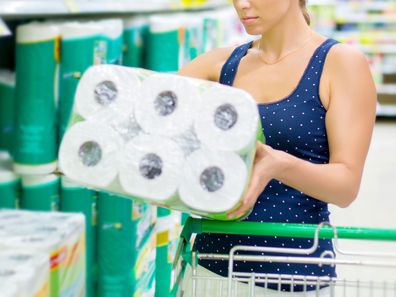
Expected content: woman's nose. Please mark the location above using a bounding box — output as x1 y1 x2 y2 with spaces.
234 0 252 10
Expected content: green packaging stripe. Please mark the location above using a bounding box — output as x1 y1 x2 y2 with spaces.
122 25 148 68
104 35 123 65
147 30 180 72
155 245 171 297
15 39 58 165
97 275 133 297
157 207 171 218
21 178 60 211
60 186 96 297
59 35 100 140
0 79 15 154
136 262 156 297
97 192 136 274
0 179 20 209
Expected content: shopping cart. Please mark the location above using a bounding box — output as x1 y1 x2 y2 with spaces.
170 217 396 297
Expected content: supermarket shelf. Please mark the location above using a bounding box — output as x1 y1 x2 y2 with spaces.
336 15 396 24
377 84 396 117
377 104 396 118
308 0 335 6
360 44 396 55
0 0 229 17
378 84 396 96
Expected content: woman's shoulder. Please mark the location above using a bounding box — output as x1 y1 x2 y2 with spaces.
326 41 369 71
178 43 249 81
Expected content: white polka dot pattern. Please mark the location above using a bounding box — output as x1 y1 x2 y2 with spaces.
197 39 339 292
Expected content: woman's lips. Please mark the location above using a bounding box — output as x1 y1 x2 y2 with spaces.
241 16 259 24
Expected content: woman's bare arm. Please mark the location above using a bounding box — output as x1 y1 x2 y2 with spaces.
229 44 377 217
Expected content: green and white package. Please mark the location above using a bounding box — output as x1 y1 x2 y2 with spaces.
146 15 185 72
20 174 60 211
58 21 103 141
99 19 123 65
0 152 19 209
96 192 156 297
0 169 20 209
183 14 203 64
0 210 86 297
122 17 149 68
60 177 97 297
0 70 15 155
14 22 60 175
155 211 181 297
59 65 265 221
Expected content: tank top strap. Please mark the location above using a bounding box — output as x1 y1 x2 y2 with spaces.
219 41 253 86
295 38 339 99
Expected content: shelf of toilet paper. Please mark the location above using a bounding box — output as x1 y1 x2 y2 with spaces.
96 191 157 297
0 251 50 297
155 211 183 297
0 152 19 209
58 64 266 221
60 177 98 297
0 0 230 16
0 210 86 297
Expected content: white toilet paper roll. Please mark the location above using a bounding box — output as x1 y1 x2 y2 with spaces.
135 74 201 137
99 18 123 40
0 281 18 297
0 251 49 297
171 128 201 157
119 134 184 202
59 121 123 188
0 267 36 297
112 113 142 142
178 149 248 213
195 85 259 154
0 234 62 254
61 21 102 39
74 64 141 126
0 152 13 171
0 251 49 272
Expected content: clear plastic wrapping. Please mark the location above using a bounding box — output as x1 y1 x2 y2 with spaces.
59 64 265 221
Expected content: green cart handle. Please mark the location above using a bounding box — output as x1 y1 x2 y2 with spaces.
181 217 396 242
170 218 396 296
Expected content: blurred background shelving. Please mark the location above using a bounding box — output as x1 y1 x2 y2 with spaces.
309 0 396 117
1 1 396 297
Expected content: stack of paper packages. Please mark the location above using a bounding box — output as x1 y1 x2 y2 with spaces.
59 65 265 221
0 210 85 297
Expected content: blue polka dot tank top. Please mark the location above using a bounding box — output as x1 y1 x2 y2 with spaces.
194 38 339 292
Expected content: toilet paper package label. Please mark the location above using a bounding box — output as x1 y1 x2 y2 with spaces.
14 23 59 173
59 64 265 221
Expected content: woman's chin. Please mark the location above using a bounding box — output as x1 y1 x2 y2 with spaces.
242 25 265 36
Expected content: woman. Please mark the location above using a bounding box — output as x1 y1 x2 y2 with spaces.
178 0 376 295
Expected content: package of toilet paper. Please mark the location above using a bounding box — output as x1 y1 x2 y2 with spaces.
59 64 265 221
0 161 20 209
14 22 60 175
0 210 86 297
0 251 50 297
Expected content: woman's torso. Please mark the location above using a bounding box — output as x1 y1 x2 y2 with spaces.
194 37 339 291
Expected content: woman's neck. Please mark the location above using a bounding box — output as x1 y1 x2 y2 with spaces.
257 8 313 61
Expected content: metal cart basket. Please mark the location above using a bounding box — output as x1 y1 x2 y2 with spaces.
170 217 396 297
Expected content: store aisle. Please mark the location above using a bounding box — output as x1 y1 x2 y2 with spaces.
329 121 396 295
330 121 396 228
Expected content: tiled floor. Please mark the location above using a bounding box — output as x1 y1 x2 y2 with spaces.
328 121 396 296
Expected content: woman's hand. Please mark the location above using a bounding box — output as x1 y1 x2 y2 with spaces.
227 142 290 219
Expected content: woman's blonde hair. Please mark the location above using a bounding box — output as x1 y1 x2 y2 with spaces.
299 0 311 25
